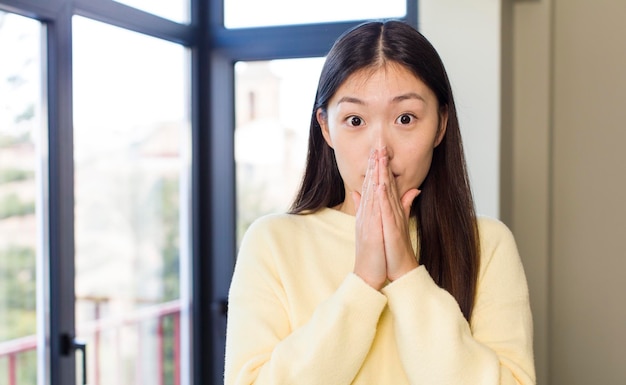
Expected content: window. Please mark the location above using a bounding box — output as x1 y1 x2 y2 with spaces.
0 2 195 384
0 11 42 385
72 16 189 385
224 0 407 28
114 0 189 23
234 58 324 244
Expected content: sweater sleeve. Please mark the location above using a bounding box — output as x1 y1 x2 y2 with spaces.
381 219 536 385
224 219 388 385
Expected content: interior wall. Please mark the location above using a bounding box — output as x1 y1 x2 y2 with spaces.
512 0 626 384
550 0 626 383
419 0 501 218
510 1 552 384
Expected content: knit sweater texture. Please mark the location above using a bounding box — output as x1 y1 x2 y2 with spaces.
224 208 535 385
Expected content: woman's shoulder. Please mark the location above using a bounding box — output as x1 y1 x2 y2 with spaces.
237 212 305 262
248 211 300 227
476 215 514 239
248 207 353 233
238 209 353 264
476 216 519 258
476 216 523 273
243 211 303 239
247 208 331 226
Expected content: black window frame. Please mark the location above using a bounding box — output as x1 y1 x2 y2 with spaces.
0 1 417 384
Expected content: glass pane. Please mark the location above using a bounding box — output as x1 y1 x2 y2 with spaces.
235 58 324 244
225 0 406 29
0 11 42 385
115 0 189 24
73 16 190 385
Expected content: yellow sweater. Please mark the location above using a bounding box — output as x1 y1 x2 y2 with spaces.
225 208 535 385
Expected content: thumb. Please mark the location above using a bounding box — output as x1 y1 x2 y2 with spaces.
400 189 420 217
351 191 362 212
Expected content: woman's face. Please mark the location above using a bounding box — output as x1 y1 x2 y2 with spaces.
317 63 447 215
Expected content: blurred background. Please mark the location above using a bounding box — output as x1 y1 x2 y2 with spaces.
0 0 624 384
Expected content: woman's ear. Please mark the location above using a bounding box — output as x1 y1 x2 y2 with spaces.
434 108 448 147
317 108 333 148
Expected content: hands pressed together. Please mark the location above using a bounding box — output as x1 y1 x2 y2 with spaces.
351 147 421 291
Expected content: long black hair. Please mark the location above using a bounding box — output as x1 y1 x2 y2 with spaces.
290 21 480 321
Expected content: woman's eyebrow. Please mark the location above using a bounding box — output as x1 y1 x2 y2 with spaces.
335 93 426 106
336 96 366 106
392 92 426 103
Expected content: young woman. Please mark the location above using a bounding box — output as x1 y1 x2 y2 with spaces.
225 20 535 385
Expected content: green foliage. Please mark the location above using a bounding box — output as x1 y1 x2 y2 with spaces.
0 193 35 219
0 168 34 184
161 315 176 385
0 350 37 385
160 177 180 302
14 103 35 123
16 350 38 385
0 246 37 341
155 176 180 383
0 132 31 148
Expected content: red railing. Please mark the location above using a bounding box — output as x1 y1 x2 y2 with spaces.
0 300 182 385
0 335 37 385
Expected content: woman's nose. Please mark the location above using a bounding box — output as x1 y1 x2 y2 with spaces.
371 127 393 158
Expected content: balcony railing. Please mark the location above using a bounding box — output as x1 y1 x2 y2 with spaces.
0 300 181 385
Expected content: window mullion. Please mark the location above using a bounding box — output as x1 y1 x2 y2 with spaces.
45 3 77 385
211 21 371 61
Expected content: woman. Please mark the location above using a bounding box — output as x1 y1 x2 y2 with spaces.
225 20 535 385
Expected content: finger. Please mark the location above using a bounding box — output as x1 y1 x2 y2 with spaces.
352 191 361 210
400 189 421 218
387 169 403 215
378 152 392 197
378 149 403 218
359 151 376 212
377 181 394 226
372 148 380 187
363 150 378 193
354 152 387 290
365 152 379 208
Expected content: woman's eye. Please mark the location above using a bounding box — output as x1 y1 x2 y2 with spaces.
396 114 415 125
347 116 364 126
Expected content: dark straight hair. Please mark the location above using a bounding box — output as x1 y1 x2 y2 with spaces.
289 20 480 321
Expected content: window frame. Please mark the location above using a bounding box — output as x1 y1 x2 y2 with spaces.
0 1 418 384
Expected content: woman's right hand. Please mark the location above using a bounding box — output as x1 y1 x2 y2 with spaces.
352 150 387 290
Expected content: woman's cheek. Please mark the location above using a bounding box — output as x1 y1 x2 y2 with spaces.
333 156 358 191
407 155 433 189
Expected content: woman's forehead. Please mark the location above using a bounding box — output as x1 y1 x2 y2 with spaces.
331 63 435 105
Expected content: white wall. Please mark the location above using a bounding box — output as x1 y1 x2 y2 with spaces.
418 0 501 218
